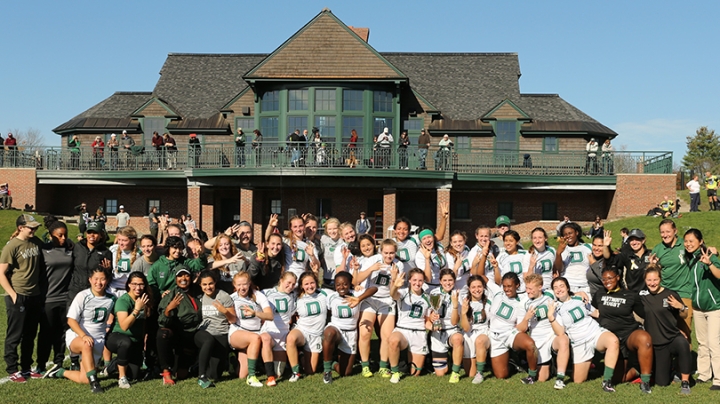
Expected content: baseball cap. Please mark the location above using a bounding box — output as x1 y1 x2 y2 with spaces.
627 229 646 240
86 221 103 233
119 205 125 209
16 214 41 229
189 133 197 138
186 214 192 218
122 130 127 134
175 266 191 277
496 215 511 227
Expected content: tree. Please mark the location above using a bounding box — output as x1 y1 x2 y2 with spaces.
682 126 720 175
7 127 45 154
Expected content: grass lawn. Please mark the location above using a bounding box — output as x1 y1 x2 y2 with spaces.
1 211 719 402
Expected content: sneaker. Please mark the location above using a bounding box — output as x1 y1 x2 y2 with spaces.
22 370 42 379
289 373 301 383
9 372 26 383
162 371 175 386
390 372 402 384
70 360 80 371
90 379 103 394
323 371 333 384
640 381 651 394
472 373 484 385
266 376 277 387
246 375 263 387
98 368 109 378
554 379 566 390
43 364 62 379
709 385 720 391
449 372 460 384
378 368 392 378
361 366 373 378
118 377 131 389
197 375 213 389
602 380 616 393
521 375 535 385
680 380 691 395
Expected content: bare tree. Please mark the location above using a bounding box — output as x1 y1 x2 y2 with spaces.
8 127 44 154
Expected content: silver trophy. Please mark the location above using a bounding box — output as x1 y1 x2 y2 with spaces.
429 294 444 330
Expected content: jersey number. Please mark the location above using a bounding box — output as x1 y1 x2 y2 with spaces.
92 307 108 323
568 306 585 323
337 305 353 319
409 303 424 319
305 301 322 317
495 302 514 320
274 298 288 313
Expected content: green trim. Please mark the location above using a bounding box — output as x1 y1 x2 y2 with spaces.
483 99 530 120
542 136 559 153
456 173 617 185
131 97 178 117
492 120 520 152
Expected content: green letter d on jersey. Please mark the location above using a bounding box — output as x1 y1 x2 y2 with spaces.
509 262 523 274
495 302 514 320
568 306 585 323
409 303 424 318
337 305 353 318
570 252 584 263
274 298 288 314
397 249 410 262
306 301 322 316
294 249 306 262
540 259 553 273
92 307 109 323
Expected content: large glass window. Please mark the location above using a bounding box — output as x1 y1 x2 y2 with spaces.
343 117 364 143
403 118 423 131
343 90 363 111
260 117 279 141
495 121 517 150
373 118 393 138
287 116 308 135
373 91 393 112
148 199 160 214
544 136 558 152
288 89 308 111
143 117 165 142
315 89 336 111
261 90 280 112
315 116 336 139
270 199 282 215
236 117 254 132
456 136 470 151
105 199 118 215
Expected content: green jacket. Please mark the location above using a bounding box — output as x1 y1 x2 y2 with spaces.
689 249 720 311
147 255 207 298
652 238 693 298
157 285 202 331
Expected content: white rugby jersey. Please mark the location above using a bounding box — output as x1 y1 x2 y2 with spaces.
262 287 297 331
496 250 528 292
395 287 431 330
109 244 134 291
67 289 117 339
283 239 319 278
560 244 593 291
467 244 497 286
523 247 557 289
445 246 471 290
415 246 447 285
325 289 361 330
555 296 600 345
394 236 419 268
231 290 270 332
320 235 342 278
487 290 527 336
429 288 456 329
296 290 328 334
333 241 349 271
359 254 404 298
524 291 555 341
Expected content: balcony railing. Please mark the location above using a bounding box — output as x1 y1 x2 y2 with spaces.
0 142 673 176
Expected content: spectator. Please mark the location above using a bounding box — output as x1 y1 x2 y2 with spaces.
355 212 371 235
252 129 263 167
287 130 301 167
148 206 159 238
586 138 598 174
151 131 164 169
590 215 604 238
398 131 410 169
67 135 81 170
687 174 701 212
4 132 18 167
659 196 676 218
706 171 719 211
74 202 89 233
235 128 246 167
116 205 130 231
0 214 45 382
491 215 511 248
417 128 430 170
121 130 135 168
435 134 453 170
376 127 393 168
163 133 177 169
556 215 571 237
0 183 12 210
93 207 107 226
91 136 105 169
188 133 201 168
108 133 119 170
601 139 614 174
184 214 196 233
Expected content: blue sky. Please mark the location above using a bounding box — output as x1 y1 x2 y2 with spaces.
1 0 718 163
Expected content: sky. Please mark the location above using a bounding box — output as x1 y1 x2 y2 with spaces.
1 0 718 164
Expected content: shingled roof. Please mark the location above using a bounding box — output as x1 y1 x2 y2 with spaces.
53 92 150 133
517 94 616 136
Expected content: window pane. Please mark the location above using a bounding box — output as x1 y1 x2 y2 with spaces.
143 118 165 142
314 116 335 139
457 136 470 151
403 119 423 131
455 202 470 219
106 199 118 215
236 118 254 132
148 199 160 213
261 90 279 111
271 199 281 215
542 202 557 221
288 116 308 135
373 91 393 112
498 202 513 219
545 137 558 151
373 118 393 138
343 117 364 143
260 117 279 141
343 90 363 111
495 121 517 150
288 89 308 111
315 89 336 111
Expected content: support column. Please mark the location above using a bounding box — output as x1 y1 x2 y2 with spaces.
437 187 451 246
187 185 201 228
383 188 397 240
241 187 262 242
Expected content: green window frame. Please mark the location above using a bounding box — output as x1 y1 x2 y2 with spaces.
288 89 308 111
343 89 363 111
343 116 364 143
260 117 279 141
261 90 280 112
544 136 558 152
315 116 336 139
315 89 336 111
373 91 393 112
495 120 518 151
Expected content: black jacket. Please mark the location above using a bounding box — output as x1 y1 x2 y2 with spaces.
68 239 112 302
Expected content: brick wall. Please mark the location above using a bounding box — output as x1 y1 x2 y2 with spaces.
609 174 676 218
187 186 200 224
383 188 396 238
0 168 36 210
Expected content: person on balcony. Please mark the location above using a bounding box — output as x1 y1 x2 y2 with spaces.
377 127 393 169
398 131 410 169
151 132 164 170
4 133 17 167
436 134 453 171
68 135 81 170
252 130 263 167
121 131 135 169
287 130 302 167
91 136 105 169
585 138 598 175
235 128 246 168
108 134 119 170
163 133 177 169
601 139 614 174
188 133 201 168
417 129 430 170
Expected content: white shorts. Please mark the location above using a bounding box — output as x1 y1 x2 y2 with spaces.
325 324 357 355
463 329 489 359
260 324 288 352
572 328 606 363
296 327 323 353
228 324 263 346
430 328 461 354
360 296 396 315
489 329 519 358
534 333 556 364
393 327 428 355
570 286 590 294
65 330 104 365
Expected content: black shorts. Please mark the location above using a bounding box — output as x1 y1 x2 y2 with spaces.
708 189 717 197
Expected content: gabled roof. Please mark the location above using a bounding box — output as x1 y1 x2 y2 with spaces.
245 9 405 80
53 92 150 133
131 97 180 117
517 94 617 136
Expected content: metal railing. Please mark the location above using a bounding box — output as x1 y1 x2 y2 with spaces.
0 143 673 175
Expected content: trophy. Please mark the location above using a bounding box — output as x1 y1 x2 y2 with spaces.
429 294 444 330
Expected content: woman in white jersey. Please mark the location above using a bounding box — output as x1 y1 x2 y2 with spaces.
492 231 531 293
524 274 569 389
109 227 138 296
52 267 115 393
259 271 297 386
287 272 328 381
209 234 246 293
555 222 593 293
387 268 434 383
320 217 342 288
547 276 620 392
523 228 556 289
266 214 320 279
333 222 357 274
321 271 378 383
445 230 471 290
459 275 494 384
354 239 404 377
416 228 447 292
429 268 465 382
470 226 501 286
229 271 272 387
487 272 539 384
393 210 448 270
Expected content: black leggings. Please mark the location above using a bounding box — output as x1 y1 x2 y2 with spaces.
157 328 197 371
654 335 692 386
194 330 229 379
36 300 67 367
106 332 144 379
